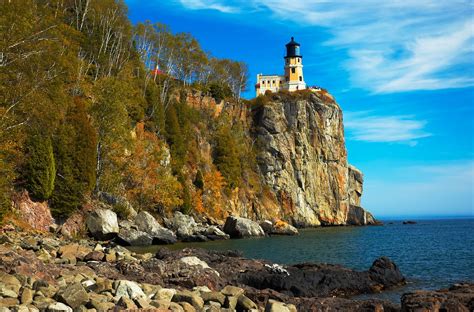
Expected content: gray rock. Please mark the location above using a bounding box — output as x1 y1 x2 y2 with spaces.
47 302 73 312
223 216 265 238
86 209 119 240
117 227 153 246
252 93 376 226
165 212 198 239
134 211 177 244
115 280 146 300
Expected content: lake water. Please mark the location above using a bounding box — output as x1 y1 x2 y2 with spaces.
130 219 474 302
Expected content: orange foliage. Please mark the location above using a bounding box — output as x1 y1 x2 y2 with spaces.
193 190 205 214
125 122 182 213
203 170 226 219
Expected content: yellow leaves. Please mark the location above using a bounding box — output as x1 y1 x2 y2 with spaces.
124 122 182 214
202 170 226 219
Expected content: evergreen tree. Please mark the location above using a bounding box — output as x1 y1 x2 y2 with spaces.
23 134 56 200
51 101 97 218
214 121 242 189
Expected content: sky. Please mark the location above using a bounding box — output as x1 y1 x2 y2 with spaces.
125 0 474 219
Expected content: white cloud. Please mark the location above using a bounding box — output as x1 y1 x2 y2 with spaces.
344 111 431 144
176 0 474 93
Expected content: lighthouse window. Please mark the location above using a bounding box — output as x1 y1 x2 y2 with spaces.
262 80 265 84
299 76 302 81
291 68 296 73
297 58 300 63
272 80 275 84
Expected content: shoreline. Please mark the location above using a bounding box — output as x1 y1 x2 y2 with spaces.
0 227 472 311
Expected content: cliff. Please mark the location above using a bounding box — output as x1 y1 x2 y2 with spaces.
249 91 375 226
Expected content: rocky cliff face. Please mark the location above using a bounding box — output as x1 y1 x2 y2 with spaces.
250 91 375 226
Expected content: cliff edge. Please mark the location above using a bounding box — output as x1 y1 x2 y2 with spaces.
251 91 376 226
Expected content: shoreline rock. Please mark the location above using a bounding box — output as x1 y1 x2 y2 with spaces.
0 230 472 311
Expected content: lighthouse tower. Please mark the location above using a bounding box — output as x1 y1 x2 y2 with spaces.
255 37 307 97
284 37 306 91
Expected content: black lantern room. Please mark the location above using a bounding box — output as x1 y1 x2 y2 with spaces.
285 37 302 58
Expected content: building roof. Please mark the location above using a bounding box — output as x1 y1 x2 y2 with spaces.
286 37 300 47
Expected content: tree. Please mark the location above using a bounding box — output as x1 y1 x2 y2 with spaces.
214 120 243 189
124 123 182 214
91 77 131 193
51 101 97 218
23 134 56 200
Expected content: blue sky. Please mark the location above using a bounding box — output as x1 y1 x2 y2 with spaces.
125 0 474 218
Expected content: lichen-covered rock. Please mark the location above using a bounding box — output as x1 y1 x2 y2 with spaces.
251 92 376 226
86 209 119 240
223 216 265 238
134 211 177 244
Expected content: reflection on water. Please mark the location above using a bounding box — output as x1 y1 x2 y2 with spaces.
129 219 474 302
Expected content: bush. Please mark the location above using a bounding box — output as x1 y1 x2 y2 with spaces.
208 82 232 103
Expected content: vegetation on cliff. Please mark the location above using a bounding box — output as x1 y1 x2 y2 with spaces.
0 0 253 221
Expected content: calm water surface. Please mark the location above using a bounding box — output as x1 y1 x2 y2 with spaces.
130 219 474 301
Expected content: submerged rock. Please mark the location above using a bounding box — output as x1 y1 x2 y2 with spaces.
223 216 265 238
86 209 119 240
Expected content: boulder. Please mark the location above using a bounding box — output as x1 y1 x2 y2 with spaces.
265 299 297 312
134 211 177 244
180 256 211 270
47 302 73 312
260 220 273 233
58 244 92 262
368 257 406 288
86 209 119 240
172 290 204 310
55 283 89 309
223 216 265 238
115 280 146 300
165 212 198 239
202 226 230 240
270 220 298 235
117 227 153 246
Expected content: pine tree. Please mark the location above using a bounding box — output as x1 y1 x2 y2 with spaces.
23 134 56 200
51 101 97 218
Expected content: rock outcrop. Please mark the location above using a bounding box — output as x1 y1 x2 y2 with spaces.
251 92 377 226
401 283 474 312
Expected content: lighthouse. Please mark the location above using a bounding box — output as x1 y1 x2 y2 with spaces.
284 37 306 92
255 37 307 97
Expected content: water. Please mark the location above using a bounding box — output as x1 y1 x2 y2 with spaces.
129 219 474 302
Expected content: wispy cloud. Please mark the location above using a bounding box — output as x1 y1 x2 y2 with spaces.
175 0 474 93
178 0 239 13
344 111 431 145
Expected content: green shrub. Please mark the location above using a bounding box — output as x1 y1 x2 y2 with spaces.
23 134 56 200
